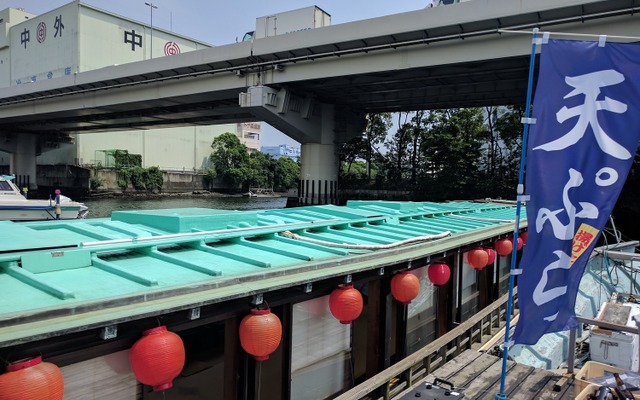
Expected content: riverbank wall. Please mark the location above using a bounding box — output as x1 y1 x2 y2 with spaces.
0 166 225 197
90 169 218 193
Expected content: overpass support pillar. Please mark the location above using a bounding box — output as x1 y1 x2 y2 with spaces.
298 103 339 205
9 134 37 190
299 143 338 206
241 86 364 206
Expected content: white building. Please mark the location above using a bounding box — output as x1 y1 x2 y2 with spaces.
261 144 301 162
0 1 261 172
239 122 261 153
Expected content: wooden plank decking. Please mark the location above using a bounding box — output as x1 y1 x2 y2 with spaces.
397 350 576 400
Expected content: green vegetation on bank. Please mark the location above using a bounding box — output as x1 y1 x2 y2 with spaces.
340 107 525 201
109 150 164 192
87 106 639 203
89 138 301 194
208 133 300 192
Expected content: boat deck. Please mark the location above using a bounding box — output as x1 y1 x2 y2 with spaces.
403 349 576 400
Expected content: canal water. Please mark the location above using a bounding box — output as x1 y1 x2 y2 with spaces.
81 195 288 219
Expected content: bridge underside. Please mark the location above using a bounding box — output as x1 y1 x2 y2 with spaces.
0 56 531 136
1 0 636 136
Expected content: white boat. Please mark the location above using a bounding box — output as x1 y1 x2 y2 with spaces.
0 175 89 221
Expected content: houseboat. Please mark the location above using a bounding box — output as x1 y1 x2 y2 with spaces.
0 200 525 399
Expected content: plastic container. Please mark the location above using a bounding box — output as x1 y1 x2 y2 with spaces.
574 361 624 397
591 327 639 371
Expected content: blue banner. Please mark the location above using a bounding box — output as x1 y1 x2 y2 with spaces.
513 39 640 345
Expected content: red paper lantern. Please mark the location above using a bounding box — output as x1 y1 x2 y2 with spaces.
484 248 497 266
329 285 363 324
427 262 451 286
130 326 185 391
0 356 64 400
495 238 513 256
515 237 524 251
239 308 282 361
520 231 528 245
391 271 421 304
467 249 489 270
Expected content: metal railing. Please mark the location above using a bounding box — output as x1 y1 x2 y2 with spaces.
336 290 518 400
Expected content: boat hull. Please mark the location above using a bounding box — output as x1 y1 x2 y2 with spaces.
1 175 88 220
0 205 84 221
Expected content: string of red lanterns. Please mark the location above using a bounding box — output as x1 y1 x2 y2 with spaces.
0 356 64 400
495 234 528 256
390 271 421 304
130 326 185 391
329 285 363 324
239 308 282 361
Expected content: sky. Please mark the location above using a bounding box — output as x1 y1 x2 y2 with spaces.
4 0 433 146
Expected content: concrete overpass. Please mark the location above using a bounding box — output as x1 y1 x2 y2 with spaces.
0 0 638 199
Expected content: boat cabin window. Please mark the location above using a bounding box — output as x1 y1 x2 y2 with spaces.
0 181 14 191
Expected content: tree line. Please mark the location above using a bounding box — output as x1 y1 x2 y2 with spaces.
340 106 526 201
205 108 523 198
207 108 640 206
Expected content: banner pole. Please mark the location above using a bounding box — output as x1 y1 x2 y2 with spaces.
495 28 540 400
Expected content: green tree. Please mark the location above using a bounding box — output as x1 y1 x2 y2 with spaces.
339 112 391 187
145 166 164 192
116 165 164 192
384 111 431 189
274 157 300 190
113 150 142 169
384 114 413 186
479 106 524 198
340 136 367 175
363 113 392 179
209 133 250 189
419 108 485 200
340 160 369 187
203 167 216 191
247 151 273 189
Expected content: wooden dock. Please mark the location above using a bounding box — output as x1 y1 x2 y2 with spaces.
398 349 576 400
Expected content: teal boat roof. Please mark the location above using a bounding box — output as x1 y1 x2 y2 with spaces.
0 200 526 346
